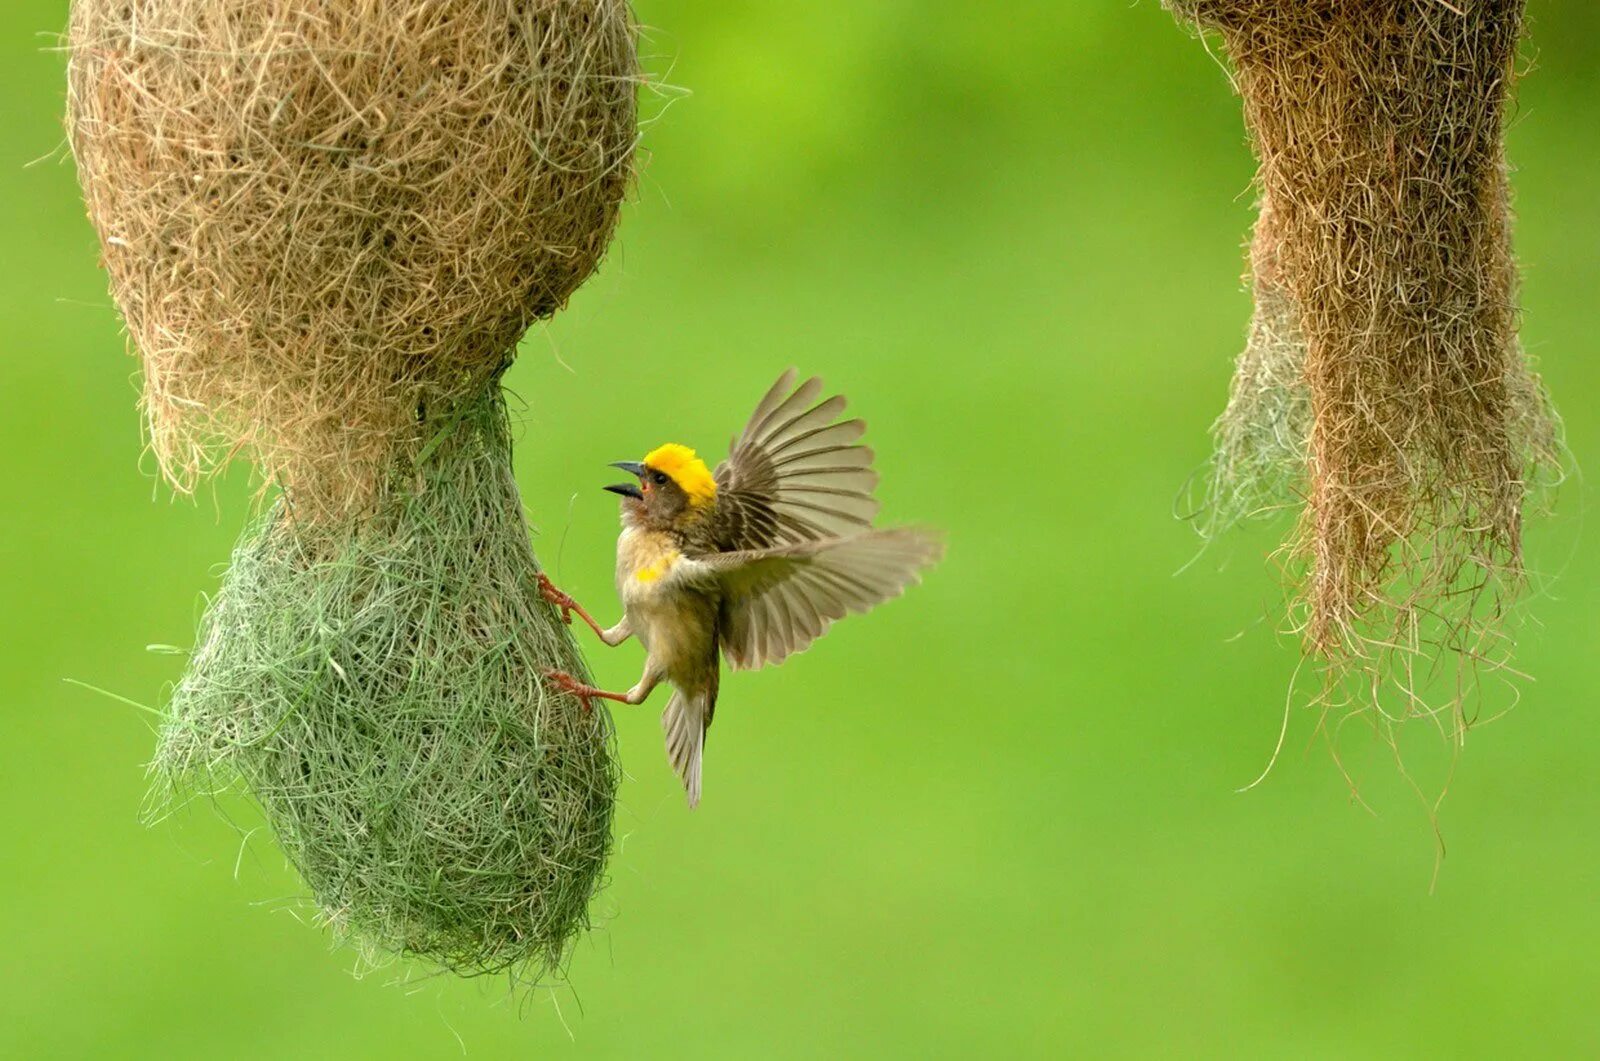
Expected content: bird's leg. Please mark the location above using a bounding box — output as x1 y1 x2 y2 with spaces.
536 572 631 646
542 664 660 716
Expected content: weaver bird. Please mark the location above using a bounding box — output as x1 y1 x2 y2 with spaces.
540 369 942 807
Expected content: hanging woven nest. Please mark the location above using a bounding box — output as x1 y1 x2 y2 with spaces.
1170 0 1560 725
67 0 642 983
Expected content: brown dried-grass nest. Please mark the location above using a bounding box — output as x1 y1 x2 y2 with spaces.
1170 0 1560 730
67 0 639 519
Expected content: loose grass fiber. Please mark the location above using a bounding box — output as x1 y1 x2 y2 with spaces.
67 0 639 520
1169 0 1560 737
150 386 618 982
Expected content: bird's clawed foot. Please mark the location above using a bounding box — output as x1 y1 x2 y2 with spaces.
537 573 578 625
542 668 630 715
543 668 594 713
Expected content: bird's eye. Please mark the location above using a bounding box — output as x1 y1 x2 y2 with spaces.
651 471 669 486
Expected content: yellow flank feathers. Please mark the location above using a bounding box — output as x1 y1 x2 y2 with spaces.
634 555 675 583
643 443 717 507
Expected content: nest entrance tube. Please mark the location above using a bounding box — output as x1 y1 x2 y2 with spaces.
152 387 618 980
1170 1 1559 733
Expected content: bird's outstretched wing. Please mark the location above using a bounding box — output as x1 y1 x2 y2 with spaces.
692 528 943 670
710 370 881 551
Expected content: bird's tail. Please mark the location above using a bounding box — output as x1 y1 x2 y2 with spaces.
662 688 711 809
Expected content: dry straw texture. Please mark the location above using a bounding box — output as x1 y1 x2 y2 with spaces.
150 387 618 982
1171 0 1559 725
67 0 639 519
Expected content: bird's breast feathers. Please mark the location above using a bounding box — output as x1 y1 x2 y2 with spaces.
616 528 704 602
616 528 721 680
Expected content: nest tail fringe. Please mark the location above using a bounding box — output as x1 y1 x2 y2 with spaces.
149 386 619 982
66 0 640 520
1170 0 1561 728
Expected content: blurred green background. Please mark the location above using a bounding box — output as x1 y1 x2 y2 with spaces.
3 1 1597 1056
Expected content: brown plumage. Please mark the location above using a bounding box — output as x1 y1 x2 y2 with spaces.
540 370 942 807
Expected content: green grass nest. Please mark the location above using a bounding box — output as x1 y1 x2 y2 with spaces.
149 387 617 982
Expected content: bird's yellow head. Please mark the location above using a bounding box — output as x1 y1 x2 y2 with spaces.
604 443 717 528
642 444 718 507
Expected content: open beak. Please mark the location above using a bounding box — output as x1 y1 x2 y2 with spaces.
604 460 646 500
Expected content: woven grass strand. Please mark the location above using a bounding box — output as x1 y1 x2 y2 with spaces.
149 387 618 983
67 0 640 520
1170 0 1560 727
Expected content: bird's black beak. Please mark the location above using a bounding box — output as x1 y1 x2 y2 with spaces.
604 461 646 500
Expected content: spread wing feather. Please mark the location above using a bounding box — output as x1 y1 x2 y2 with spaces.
712 370 882 550
699 528 943 670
